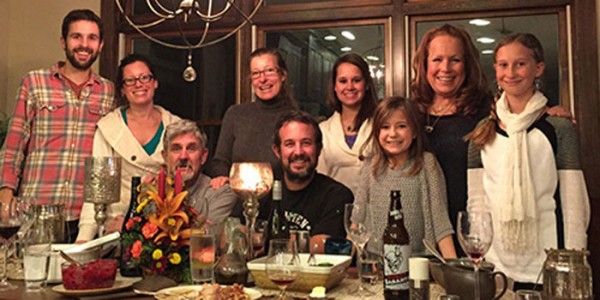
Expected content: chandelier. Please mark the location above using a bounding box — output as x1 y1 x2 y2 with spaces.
115 0 264 82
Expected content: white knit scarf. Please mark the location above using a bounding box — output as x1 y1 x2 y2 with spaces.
494 91 547 258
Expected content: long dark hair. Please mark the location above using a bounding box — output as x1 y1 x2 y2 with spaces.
248 48 297 108
115 53 156 107
327 53 379 131
410 24 489 116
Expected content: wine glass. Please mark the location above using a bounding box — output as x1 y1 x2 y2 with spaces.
344 203 374 296
457 210 493 300
0 197 23 290
265 239 300 299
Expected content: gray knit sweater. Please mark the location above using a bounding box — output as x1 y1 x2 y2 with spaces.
204 97 294 179
356 152 454 256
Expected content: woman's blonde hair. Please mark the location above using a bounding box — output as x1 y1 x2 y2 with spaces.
360 96 425 177
466 33 545 148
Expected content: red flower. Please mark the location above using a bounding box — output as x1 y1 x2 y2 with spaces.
125 216 142 231
142 222 159 239
131 240 143 259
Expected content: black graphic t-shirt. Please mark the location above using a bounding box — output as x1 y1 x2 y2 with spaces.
280 173 354 239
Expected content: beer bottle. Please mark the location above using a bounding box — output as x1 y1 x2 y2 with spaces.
120 176 142 277
383 190 411 300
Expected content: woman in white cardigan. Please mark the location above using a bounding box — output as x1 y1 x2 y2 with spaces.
317 53 378 196
76 54 180 242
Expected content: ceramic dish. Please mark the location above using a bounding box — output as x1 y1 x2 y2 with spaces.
154 285 262 300
51 280 133 296
247 253 352 292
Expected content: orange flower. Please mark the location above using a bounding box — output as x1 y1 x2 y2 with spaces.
142 222 159 239
131 240 143 259
146 187 191 242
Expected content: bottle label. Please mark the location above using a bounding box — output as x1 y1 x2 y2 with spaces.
383 243 410 290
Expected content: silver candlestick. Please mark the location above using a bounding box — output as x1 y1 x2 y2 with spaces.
83 157 121 238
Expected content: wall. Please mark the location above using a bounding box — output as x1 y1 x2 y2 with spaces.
0 1 100 115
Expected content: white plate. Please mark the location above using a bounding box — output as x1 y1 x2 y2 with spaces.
51 280 133 296
154 285 262 300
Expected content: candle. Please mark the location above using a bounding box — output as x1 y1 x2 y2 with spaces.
174 168 182 194
158 167 165 199
239 164 261 191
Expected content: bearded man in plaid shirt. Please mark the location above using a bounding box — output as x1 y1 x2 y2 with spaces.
0 9 115 242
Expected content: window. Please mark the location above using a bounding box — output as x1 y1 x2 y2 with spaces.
128 34 237 156
259 20 390 120
410 12 566 107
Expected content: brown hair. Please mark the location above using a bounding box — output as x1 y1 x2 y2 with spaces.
410 24 489 116
327 53 379 131
466 33 545 148
361 96 425 177
248 47 297 108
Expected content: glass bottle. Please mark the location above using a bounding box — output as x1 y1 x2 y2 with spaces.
268 180 289 240
120 176 142 277
383 190 411 300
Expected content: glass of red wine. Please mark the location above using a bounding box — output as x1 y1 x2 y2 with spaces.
265 239 300 299
0 198 23 290
457 210 493 300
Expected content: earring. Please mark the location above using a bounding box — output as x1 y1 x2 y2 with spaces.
535 78 541 90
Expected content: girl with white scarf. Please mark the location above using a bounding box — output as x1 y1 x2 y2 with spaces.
465 33 589 289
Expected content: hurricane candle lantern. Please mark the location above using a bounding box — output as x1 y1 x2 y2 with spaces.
83 157 122 238
229 162 273 259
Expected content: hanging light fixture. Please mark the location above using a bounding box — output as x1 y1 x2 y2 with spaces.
115 0 264 82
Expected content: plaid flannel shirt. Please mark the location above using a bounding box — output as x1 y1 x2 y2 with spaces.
0 62 115 220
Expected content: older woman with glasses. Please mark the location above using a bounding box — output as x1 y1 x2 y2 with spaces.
76 53 180 242
205 47 296 192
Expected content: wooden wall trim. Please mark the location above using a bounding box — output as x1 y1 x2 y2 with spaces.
100 0 119 82
570 1 600 297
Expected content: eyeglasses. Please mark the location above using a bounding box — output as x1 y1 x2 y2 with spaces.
250 67 279 79
122 74 154 86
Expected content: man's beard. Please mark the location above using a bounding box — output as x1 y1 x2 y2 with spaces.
175 160 196 182
65 46 99 71
284 154 316 182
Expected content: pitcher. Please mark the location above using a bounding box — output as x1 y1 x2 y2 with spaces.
214 217 249 285
543 249 593 299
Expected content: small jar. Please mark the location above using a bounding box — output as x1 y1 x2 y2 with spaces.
543 248 593 299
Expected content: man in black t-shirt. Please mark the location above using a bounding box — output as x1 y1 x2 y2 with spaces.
271 111 354 244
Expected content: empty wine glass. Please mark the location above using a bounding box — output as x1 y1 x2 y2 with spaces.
0 197 23 290
457 210 493 300
265 239 300 299
344 203 374 296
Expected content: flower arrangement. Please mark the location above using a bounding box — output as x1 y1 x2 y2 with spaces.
120 168 198 283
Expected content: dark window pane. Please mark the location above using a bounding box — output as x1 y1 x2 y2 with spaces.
131 35 236 157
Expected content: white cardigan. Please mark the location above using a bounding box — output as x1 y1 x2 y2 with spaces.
317 111 371 196
77 105 180 241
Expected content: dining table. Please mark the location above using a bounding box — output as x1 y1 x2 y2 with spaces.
4 270 515 300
